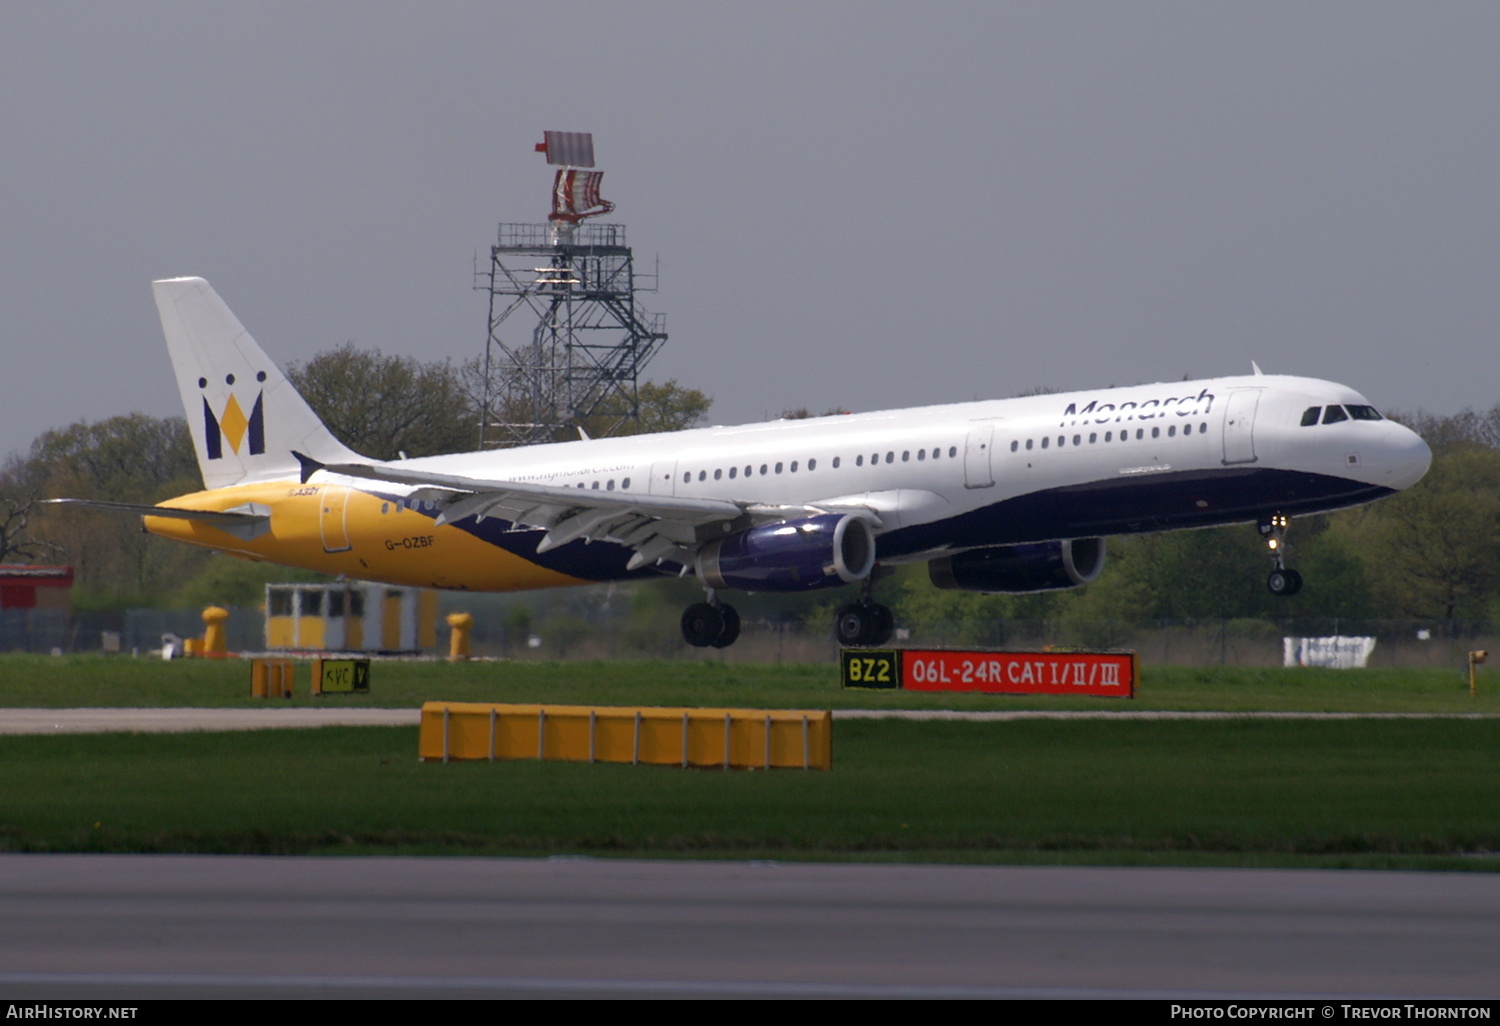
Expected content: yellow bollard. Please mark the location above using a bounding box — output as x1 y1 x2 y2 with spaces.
447 612 474 662
202 606 230 658
1470 650 1488 697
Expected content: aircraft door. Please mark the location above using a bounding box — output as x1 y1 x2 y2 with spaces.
1222 389 1261 465
648 460 677 496
320 485 353 553
964 424 996 489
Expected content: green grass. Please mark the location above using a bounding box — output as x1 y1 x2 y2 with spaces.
3 719 1499 869
4 656 1497 868
1 655 1496 713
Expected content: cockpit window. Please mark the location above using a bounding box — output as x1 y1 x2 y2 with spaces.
1346 405 1383 421
1322 405 1349 425
1301 407 1321 427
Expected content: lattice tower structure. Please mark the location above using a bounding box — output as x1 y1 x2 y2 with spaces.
475 221 667 448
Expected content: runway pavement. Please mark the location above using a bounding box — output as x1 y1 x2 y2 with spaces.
1 855 1497 999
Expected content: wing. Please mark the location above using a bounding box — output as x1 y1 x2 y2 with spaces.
301 455 816 572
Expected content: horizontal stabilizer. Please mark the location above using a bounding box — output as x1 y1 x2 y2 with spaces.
45 498 272 541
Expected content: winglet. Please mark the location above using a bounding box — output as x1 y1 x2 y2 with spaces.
292 451 324 484
1251 361 1265 376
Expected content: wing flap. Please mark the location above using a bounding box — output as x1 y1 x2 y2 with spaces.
305 456 766 572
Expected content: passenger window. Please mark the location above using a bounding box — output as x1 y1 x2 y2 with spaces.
856 455 863 466
1041 437 1049 449
1089 433 1096 444
1168 426 1176 437
886 452 895 463
729 467 737 479
1025 439 1033 450
948 447 957 458
713 469 721 480
790 461 798 472
919 449 927 460
775 462 783 474
809 458 817 470
1152 427 1160 438
832 457 840 468
1323 405 1349 425
901 451 909 462
1009 441 1017 452
1301 407 1321 427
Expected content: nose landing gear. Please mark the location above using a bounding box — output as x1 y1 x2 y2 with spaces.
1259 513 1303 597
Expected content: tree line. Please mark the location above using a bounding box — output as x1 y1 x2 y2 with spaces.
0 347 709 607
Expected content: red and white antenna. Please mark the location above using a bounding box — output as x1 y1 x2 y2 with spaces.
537 131 614 230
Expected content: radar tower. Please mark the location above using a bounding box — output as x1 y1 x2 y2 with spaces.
474 132 667 447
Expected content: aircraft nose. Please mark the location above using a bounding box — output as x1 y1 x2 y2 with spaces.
1381 422 1432 491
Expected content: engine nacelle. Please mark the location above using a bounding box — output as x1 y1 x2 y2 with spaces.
697 513 876 593
928 538 1106 594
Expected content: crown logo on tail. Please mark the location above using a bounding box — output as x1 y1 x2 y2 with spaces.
200 373 266 459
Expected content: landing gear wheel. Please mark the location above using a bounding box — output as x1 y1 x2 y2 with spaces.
681 603 725 648
1267 568 1303 597
834 605 870 647
834 603 895 647
710 603 741 649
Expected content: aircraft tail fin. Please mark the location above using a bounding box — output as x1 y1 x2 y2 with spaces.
152 277 362 490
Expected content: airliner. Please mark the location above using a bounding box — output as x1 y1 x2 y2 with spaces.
55 277 1432 648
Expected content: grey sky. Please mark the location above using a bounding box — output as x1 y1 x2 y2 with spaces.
1 2 1495 460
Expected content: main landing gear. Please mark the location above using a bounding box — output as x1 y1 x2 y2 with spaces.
1258 512 1303 597
834 579 895 648
681 592 741 649
680 584 896 649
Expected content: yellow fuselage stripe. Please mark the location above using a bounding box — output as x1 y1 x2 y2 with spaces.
146 482 587 592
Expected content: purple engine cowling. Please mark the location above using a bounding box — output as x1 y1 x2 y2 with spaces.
696 513 876 593
927 538 1106 593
